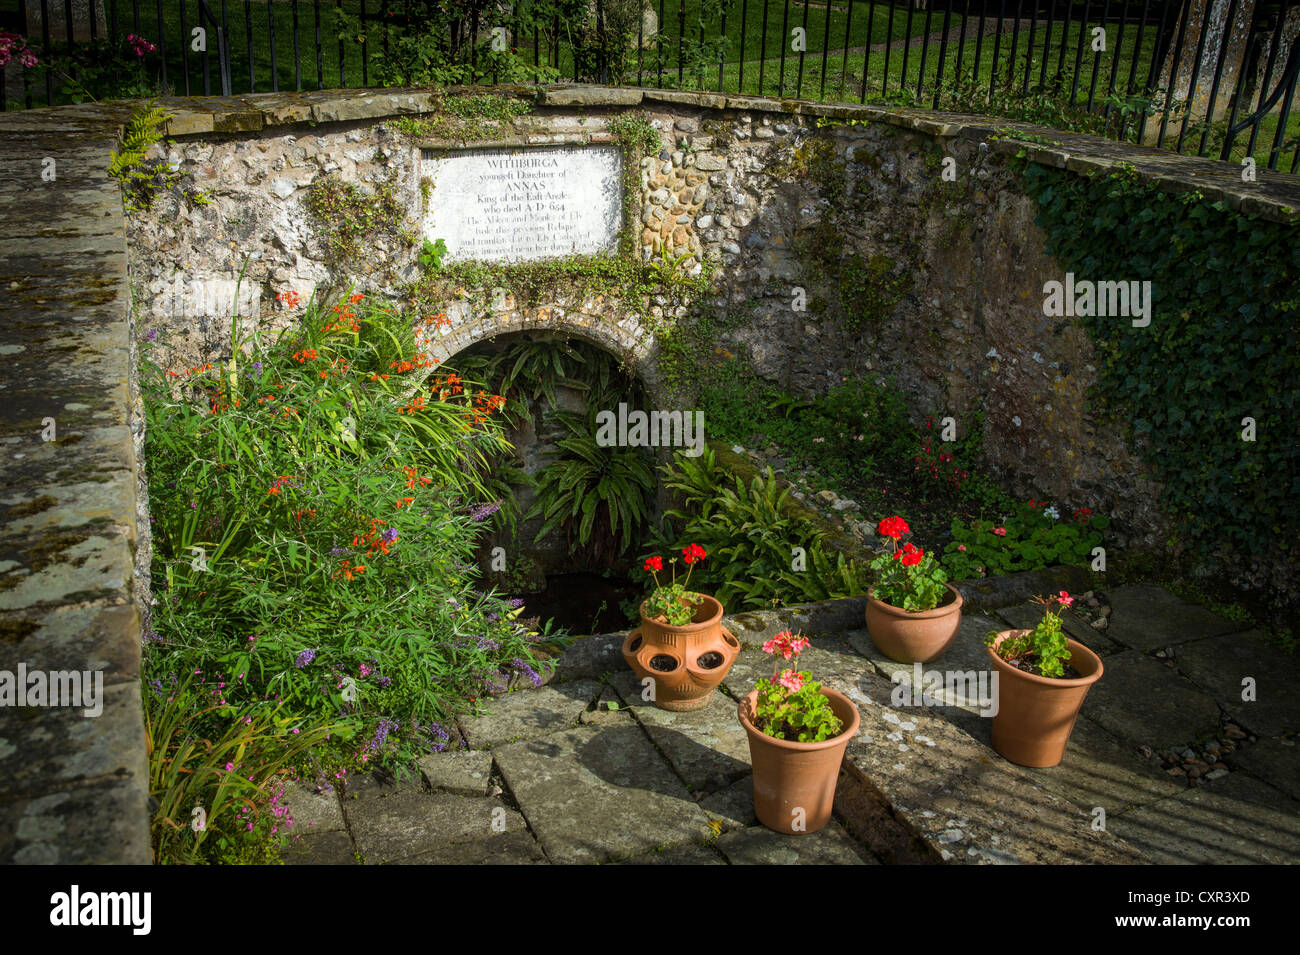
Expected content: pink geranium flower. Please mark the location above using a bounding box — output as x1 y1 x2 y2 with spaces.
776 670 805 693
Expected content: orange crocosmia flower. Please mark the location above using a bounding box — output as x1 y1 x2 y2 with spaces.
395 497 414 509
166 370 181 378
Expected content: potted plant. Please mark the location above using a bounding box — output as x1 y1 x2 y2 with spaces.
984 591 1103 767
737 631 860 834
621 544 740 711
865 515 963 663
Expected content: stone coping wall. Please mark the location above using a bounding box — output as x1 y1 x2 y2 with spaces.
2 85 1297 864
0 102 152 863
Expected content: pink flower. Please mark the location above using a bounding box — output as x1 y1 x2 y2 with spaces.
992 526 1007 537
957 544 966 551
1057 590 1074 607
776 670 805 692
359 663 373 677
225 762 234 771
762 631 811 660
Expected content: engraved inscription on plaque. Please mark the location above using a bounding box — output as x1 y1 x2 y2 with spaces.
421 145 623 263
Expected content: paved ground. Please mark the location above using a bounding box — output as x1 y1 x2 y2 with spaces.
281 583 1299 865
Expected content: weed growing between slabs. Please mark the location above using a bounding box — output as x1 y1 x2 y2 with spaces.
139 290 558 861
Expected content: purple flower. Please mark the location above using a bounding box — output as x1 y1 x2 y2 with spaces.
422 721 451 753
469 500 500 522
508 598 525 608
381 528 399 544
294 648 316 668
253 361 263 373
509 658 543 688
486 612 499 623
143 328 158 342
330 547 350 556
367 717 399 751
143 629 164 644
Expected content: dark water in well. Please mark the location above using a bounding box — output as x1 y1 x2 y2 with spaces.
523 572 640 636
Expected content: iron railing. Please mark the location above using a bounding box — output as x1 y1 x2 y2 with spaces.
3 1 1298 172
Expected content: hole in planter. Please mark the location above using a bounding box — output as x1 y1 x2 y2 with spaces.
696 651 724 670
628 635 642 652
649 654 679 672
722 631 739 648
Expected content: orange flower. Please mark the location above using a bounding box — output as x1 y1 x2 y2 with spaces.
293 349 318 363
395 497 414 509
277 290 302 309
348 292 364 303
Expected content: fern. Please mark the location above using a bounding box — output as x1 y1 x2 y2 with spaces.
109 101 177 213
109 101 171 183
525 407 655 565
647 450 870 610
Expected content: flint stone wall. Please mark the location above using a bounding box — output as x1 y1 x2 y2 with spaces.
125 85 1300 562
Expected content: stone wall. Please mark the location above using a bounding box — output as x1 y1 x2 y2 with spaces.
124 85 1300 560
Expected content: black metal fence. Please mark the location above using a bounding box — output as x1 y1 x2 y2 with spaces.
3 0 1298 171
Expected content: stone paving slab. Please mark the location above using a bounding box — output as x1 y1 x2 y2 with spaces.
841 669 1148 864
1169 630 1300 738
417 750 495 797
1224 737 1300 802
493 724 714 865
1011 715 1186 815
281 829 357 865
343 789 528 865
1102 584 1247 652
995 602 1122 655
551 631 624 681
1082 650 1223 749
458 679 601 749
391 830 548 865
282 782 346 833
1106 770 1300 865
713 820 879 864
700 776 759 831
631 687 752 793
617 842 727 865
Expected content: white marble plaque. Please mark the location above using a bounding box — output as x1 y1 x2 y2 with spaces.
421 145 623 262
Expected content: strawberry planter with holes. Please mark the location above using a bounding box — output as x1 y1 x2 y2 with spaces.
622 594 739 711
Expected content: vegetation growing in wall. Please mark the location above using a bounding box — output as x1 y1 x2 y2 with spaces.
1020 160 1300 576
773 128 915 333
391 93 535 142
305 176 407 265
109 101 210 213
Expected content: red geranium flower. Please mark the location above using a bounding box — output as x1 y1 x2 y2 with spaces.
682 543 706 565
877 515 910 540
644 556 662 573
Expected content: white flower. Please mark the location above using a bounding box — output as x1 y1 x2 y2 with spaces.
1044 505 1060 520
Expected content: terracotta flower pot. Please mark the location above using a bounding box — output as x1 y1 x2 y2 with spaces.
865 583 963 663
622 594 739 711
738 687 860 834
986 630 1104 768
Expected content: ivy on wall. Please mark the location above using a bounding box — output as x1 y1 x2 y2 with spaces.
1020 160 1300 560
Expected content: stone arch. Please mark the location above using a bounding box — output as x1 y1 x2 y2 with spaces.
411 294 666 409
